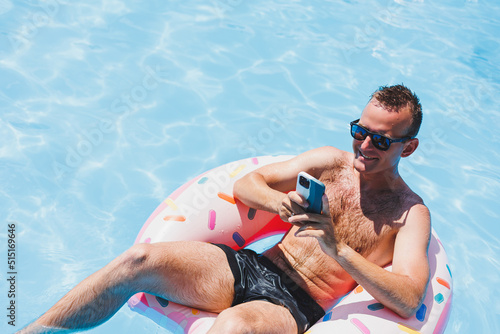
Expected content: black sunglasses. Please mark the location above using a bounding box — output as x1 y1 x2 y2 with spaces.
350 119 413 151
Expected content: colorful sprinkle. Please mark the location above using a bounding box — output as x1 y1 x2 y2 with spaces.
323 312 332 321
248 208 257 220
191 309 200 315
198 177 209 184
446 264 452 278
208 210 216 230
233 232 245 247
156 296 169 307
416 303 427 322
164 198 178 210
139 293 149 307
143 237 151 243
351 318 370 334
251 157 259 165
354 285 364 294
163 215 186 222
218 192 236 204
230 164 246 178
434 293 444 304
397 323 421 334
436 277 450 289
367 303 384 311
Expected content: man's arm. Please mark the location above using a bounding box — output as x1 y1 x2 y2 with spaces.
233 146 343 218
292 201 431 318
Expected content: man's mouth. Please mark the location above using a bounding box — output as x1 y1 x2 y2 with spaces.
359 150 377 160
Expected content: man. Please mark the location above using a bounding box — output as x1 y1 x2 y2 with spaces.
19 84 430 334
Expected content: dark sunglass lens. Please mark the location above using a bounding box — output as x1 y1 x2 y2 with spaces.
352 125 366 140
372 135 390 150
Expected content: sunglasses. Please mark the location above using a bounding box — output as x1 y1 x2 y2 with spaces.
350 119 413 151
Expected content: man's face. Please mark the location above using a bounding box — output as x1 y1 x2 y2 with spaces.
352 99 414 175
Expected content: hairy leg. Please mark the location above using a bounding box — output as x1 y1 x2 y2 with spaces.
208 300 298 334
17 241 234 333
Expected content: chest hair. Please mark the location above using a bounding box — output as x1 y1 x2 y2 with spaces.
320 166 407 256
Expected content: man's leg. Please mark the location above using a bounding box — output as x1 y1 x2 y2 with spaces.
17 241 235 333
208 300 299 334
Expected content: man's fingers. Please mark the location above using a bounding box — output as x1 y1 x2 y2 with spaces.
288 213 308 224
294 223 324 239
288 213 325 227
289 191 309 209
279 193 307 222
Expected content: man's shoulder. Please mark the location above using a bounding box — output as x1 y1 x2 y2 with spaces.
399 182 426 207
384 180 429 222
292 146 351 178
304 146 353 163
398 187 430 224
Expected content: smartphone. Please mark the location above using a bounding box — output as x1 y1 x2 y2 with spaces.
296 172 325 214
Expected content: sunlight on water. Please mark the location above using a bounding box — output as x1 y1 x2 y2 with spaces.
1 0 499 333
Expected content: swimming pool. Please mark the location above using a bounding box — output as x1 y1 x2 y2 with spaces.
1 0 499 333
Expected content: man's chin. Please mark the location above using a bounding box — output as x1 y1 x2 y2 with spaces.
353 157 378 174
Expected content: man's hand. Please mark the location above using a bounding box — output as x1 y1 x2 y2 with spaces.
277 191 309 222
287 194 342 258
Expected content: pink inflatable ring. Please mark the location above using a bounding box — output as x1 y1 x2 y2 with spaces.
127 155 452 334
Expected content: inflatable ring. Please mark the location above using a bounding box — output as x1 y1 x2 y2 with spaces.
127 156 452 334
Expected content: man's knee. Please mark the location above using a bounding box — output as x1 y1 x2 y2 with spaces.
211 308 259 334
114 243 152 276
123 244 151 264
210 301 299 334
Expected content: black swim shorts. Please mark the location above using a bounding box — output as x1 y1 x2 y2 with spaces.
213 243 325 333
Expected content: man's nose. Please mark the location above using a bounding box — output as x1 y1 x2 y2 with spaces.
360 135 374 150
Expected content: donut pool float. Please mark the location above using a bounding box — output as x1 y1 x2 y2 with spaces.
127 156 452 333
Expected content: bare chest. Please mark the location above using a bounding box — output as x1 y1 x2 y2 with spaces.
321 171 405 257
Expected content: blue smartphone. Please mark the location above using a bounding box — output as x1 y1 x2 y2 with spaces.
296 172 325 214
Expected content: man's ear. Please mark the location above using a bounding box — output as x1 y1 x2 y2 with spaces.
401 138 419 157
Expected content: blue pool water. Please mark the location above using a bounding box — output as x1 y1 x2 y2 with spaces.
1 0 499 333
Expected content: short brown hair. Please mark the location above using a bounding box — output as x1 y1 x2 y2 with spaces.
371 84 422 138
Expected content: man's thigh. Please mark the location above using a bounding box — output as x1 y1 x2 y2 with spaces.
140 241 235 313
209 300 299 334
